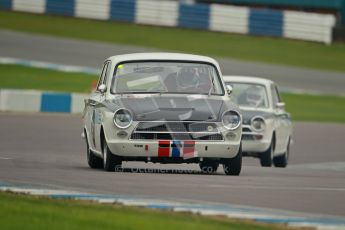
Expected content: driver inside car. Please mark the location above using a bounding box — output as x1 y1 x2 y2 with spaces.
176 67 200 92
238 86 265 107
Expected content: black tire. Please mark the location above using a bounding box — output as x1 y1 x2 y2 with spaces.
85 130 103 169
273 138 290 168
260 138 274 167
102 138 122 172
223 144 242 176
199 159 219 174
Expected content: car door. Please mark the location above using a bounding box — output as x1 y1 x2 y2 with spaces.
86 61 111 153
271 84 289 154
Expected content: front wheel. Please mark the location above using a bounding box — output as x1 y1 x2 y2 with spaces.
85 130 103 169
273 138 290 168
102 139 122 172
260 139 274 167
199 159 219 174
222 144 242 176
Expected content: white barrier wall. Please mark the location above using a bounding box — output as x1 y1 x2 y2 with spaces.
135 0 178 27
210 4 249 34
1 0 337 44
0 89 88 114
75 0 110 20
284 11 336 44
71 93 87 114
0 89 41 113
12 0 46 14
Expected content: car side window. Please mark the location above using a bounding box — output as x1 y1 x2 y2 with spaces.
96 62 110 92
271 84 281 107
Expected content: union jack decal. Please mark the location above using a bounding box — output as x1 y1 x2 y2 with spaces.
158 140 196 159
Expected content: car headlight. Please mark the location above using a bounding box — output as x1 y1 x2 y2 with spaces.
251 116 265 132
113 108 133 129
222 110 241 130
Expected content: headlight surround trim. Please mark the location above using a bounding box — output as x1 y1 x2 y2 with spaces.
222 110 241 130
251 116 266 132
113 108 133 129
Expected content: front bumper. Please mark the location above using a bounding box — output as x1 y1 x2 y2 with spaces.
103 118 242 159
103 119 242 159
241 125 271 153
106 139 241 159
242 139 271 153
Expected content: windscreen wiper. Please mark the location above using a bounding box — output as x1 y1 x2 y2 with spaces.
208 76 215 96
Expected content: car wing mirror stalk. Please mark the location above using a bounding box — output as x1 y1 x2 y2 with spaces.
225 85 233 96
276 102 285 110
98 84 106 94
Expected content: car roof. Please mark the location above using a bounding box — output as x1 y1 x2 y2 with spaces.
106 53 219 67
223 76 274 86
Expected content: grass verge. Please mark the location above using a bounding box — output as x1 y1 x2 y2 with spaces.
0 64 97 93
1 11 345 72
1 64 344 123
0 191 287 230
282 93 345 123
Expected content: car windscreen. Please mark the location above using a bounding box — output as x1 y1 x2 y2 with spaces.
226 82 269 108
111 61 224 95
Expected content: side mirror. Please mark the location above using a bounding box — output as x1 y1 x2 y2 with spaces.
98 84 106 93
225 85 233 95
276 102 285 110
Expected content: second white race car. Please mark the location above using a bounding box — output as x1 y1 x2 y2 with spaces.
223 76 292 168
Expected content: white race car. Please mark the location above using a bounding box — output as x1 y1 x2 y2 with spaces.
223 76 292 167
82 53 243 175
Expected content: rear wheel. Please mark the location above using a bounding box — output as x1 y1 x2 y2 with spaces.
273 138 290 168
84 130 103 169
223 144 242 176
260 138 274 167
199 159 219 174
102 138 122 172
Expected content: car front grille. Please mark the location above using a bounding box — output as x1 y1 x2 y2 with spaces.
135 122 218 133
131 122 223 141
242 134 255 141
130 133 223 141
242 127 252 132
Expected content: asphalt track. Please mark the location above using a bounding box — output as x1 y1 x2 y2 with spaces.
0 113 345 218
1 29 345 95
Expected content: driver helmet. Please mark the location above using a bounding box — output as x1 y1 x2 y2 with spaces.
176 67 200 88
245 86 264 106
